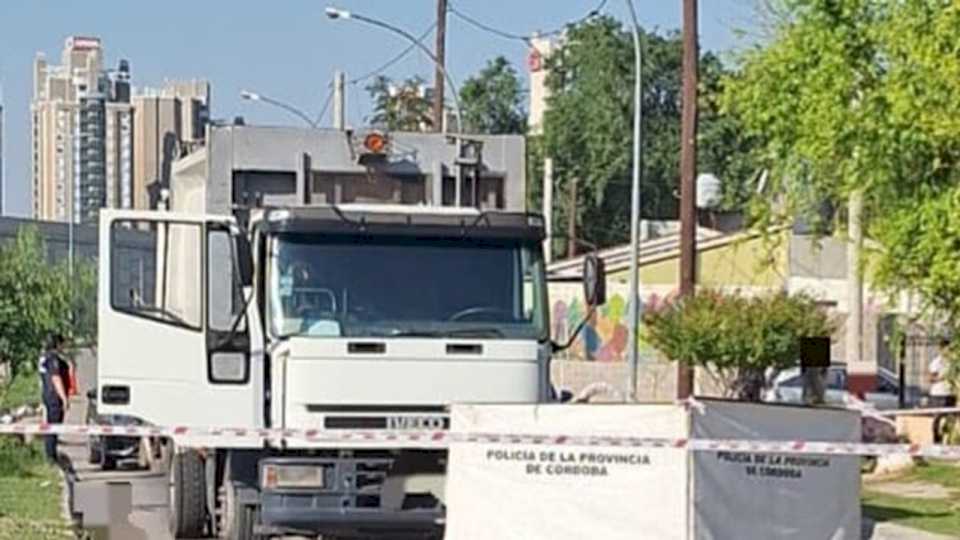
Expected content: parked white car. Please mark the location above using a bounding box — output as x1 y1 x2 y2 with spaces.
763 364 903 410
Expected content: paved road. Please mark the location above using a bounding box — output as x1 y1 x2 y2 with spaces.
62 349 182 540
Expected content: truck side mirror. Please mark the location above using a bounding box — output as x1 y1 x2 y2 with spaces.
583 254 606 307
235 233 254 287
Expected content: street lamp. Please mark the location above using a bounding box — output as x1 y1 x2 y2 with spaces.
325 6 467 206
240 90 318 129
625 0 643 402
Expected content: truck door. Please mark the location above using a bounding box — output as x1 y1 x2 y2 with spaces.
97 209 263 429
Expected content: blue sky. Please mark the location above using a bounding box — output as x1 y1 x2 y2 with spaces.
0 0 755 217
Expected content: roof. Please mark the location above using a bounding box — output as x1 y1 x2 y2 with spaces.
547 227 776 279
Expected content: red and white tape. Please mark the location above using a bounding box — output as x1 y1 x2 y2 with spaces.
3 423 960 459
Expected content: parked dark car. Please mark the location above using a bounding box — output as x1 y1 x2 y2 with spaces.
86 389 142 470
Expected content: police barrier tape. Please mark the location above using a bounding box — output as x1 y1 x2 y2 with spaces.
875 406 960 417
2 423 960 459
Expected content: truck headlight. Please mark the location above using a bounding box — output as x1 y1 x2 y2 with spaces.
261 463 328 490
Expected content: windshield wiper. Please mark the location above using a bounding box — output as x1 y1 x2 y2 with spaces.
444 327 504 338
388 328 505 338
388 329 444 338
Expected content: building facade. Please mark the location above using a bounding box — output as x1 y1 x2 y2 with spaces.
31 37 134 224
32 37 209 221
0 95 5 215
132 80 209 209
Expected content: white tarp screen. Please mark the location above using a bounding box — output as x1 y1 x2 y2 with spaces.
444 404 689 540
691 401 861 540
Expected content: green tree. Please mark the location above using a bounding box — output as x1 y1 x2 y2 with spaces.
366 75 434 132
540 17 756 251
67 259 98 347
643 291 834 401
722 1 960 354
0 228 72 379
459 56 526 135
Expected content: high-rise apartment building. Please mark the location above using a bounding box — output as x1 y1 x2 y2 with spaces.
1 88 5 216
105 61 134 210
33 37 211 219
32 36 132 223
132 80 209 209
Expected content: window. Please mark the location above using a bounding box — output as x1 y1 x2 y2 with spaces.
207 227 246 333
825 369 845 390
110 220 202 330
268 234 547 340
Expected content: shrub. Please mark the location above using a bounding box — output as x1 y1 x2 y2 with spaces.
643 290 834 401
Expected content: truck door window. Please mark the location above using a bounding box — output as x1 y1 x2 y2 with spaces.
207 227 246 332
110 219 202 330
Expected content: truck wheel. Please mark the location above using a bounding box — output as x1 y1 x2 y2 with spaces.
220 481 262 540
169 449 207 538
237 504 263 540
88 438 102 464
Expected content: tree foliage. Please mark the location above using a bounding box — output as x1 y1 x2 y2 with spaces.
643 291 833 401
540 16 756 250
0 228 70 379
459 56 526 135
722 1 960 348
366 75 434 132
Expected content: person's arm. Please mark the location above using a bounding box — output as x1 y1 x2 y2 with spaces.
51 371 69 410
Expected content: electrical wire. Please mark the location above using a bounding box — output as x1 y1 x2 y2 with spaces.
314 85 335 126
449 0 607 44
348 22 438 86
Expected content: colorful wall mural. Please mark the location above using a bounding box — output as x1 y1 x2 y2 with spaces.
552 290 674 362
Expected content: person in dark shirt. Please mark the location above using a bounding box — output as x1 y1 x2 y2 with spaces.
38 333 69 462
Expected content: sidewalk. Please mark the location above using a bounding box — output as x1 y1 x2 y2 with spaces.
864 518 959 540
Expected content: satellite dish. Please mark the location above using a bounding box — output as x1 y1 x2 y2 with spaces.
696 173 722 209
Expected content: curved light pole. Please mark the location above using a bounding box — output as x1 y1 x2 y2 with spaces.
240 90 318 128
625 0 643 402
325 6 467 206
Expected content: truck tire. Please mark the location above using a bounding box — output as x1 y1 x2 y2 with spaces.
220 481 262 540
237 504 262 540
169 449 207 538
88 438 102 464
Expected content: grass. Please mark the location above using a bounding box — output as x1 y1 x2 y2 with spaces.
862 461 960 537
0 438 71 539
0 373 41 412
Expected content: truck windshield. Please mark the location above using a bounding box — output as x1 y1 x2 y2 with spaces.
268 233 548 340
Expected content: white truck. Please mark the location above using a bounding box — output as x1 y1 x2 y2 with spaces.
96 203 604 539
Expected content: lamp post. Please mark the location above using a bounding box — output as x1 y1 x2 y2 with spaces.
625 0 643 402
325 6 466 206
240 90 318 129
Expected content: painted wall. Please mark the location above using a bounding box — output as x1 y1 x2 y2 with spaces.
549 233 789 362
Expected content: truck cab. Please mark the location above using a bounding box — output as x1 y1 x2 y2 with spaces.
96 203 595 539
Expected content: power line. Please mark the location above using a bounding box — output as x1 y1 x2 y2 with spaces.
449 6 529 43
449 0 607 45
349 22 438 85
314 85 335 126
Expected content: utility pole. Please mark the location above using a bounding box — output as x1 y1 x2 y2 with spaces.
543 158 554 264
677 0 698 399
433 0 448 132
846 190 866 391
567 177 578 258
333 70 346 130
